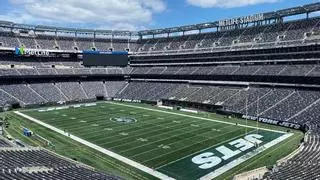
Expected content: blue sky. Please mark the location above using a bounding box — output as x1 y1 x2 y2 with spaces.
0 0 319 31
153 0 319 28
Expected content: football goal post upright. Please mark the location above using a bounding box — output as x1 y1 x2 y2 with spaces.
256 96 260 134
245 91 248 135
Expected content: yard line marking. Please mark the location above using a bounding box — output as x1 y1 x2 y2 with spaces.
54 109 179 137
14 111 175 180
108 102 286 134
112 122 226 150
58 113 176 137
118 121 229 154
83 119 178 141
155 129 256 169
110 120 215 150
130 125 238 159
145 128 254 167
99 119 192 146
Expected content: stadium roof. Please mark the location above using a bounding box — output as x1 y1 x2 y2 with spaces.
0 2 319 37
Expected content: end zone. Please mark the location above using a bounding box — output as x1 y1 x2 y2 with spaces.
158 131 292 180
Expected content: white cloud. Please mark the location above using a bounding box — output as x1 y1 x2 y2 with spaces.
186 0 280 8
0 0 166 30
139 0 166 13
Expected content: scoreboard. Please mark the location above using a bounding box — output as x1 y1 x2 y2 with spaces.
83 51 128 66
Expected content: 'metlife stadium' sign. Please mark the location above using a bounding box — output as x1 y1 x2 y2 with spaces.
15 47 50 57
219 13 264 27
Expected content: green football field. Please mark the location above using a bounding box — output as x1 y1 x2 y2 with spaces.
17 102 293 180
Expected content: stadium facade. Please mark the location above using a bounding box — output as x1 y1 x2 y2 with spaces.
0 2 320 180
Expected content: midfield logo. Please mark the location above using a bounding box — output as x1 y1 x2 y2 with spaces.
110 117 137 124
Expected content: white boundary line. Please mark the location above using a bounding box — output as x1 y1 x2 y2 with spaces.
200 133 294 180
107 102 287 134
14 111 175 180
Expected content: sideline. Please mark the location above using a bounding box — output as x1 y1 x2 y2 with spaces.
14 111 175 180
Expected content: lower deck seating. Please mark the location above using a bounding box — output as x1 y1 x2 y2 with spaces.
265 132 320 180
116 82 320 129
0 147 120 180
0 139 12 148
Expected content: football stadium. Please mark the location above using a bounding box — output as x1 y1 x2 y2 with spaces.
0 1 320 180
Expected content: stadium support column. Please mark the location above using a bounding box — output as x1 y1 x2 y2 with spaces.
276 17 283 24
0 116 3 135
1 106 9 136
111 34 114 49
127 33 131 50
